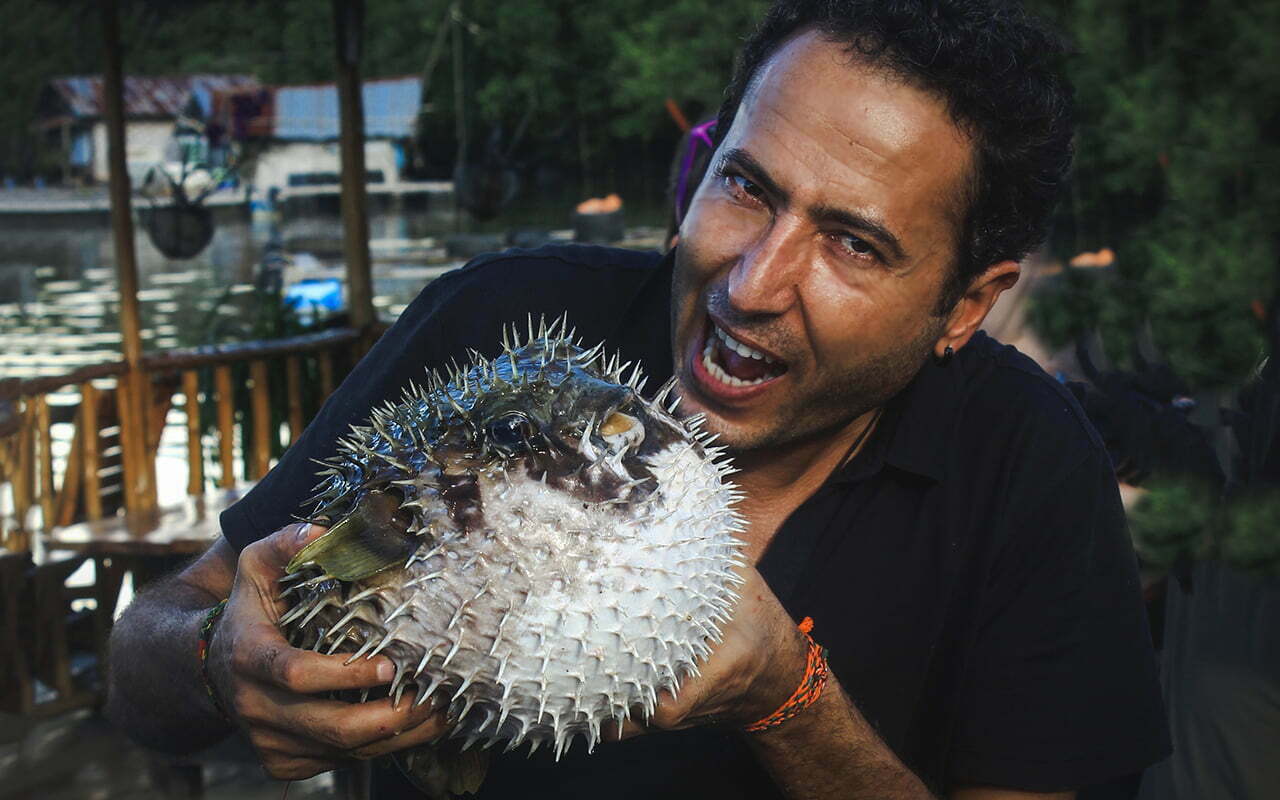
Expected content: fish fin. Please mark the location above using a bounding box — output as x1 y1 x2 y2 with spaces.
393 744 491 799
286 490 417 580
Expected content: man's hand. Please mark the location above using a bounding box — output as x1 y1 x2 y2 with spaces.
207 522 449 780
615 566 809 736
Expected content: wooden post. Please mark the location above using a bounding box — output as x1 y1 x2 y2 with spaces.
101 0 155 513
182 370 203 497
53 423 83 528
333 0 375 335
34 396 54 534
215 366 236 489
285 355 304 443
249 360 271 480
80 383 103 521
318 350 336 399
11 402 34 552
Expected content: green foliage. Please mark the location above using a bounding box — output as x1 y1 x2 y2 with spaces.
1128 479 1280 577
607 0 767 138
1027 0 1280 389
1221 491 1280 576
1127 477 1216 570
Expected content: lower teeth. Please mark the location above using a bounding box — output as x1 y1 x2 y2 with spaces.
702 339 778 387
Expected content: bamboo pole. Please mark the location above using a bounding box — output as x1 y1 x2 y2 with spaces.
183 370 203 497
80 383 102 521
34 396 54 534
101 0 154 513
215 366 235 489
333 0 375 334
11 403 34 552
285 356 304 443
249 360 271 480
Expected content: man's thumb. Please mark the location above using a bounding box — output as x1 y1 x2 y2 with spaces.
256 522 329 571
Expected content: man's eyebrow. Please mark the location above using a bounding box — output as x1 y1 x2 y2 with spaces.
718 148 787 202
719 148 908 263
809 203 908 263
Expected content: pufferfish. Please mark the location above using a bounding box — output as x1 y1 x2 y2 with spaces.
278 317 746 796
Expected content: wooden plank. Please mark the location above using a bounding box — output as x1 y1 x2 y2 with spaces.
286 356 304 444
319 350 335 399
142 328 360 372
34 396 55 534
215 365 235 489
249 360 271 480
13 361 126 400
80 382 102 521
11 329 368 404
183 370 203 496
43 492 230 557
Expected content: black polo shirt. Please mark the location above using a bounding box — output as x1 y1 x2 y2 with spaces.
221 244 1169 797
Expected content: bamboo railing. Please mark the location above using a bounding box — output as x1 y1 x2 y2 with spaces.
0 327 367 552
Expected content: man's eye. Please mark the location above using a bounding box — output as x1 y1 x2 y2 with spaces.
837 234 877 259
725 173 763 200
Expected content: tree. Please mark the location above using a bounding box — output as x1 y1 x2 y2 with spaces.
1028 0 1280 389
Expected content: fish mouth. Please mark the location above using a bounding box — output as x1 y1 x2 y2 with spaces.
689 315 788 402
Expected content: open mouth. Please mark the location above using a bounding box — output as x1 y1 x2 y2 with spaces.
696 317 787 391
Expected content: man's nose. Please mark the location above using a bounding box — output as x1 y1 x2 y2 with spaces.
726 218 805 316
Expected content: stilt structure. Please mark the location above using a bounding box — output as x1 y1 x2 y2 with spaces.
101 0 156 513
334 0 375 336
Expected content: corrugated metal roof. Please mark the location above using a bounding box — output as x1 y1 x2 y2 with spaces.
219 76 422 141
45 74 259 120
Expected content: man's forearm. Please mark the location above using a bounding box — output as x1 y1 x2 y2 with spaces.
745 674 936 799
105 575 236 754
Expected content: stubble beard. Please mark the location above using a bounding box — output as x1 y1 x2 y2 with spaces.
717 319 941 455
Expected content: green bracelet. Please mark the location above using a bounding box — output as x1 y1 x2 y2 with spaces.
198 599 231 721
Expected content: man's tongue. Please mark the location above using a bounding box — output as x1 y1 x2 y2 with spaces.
716 338 772 382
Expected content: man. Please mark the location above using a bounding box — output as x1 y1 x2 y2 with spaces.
106 2 1169 797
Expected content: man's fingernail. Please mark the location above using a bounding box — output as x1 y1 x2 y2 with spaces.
376 660 394 682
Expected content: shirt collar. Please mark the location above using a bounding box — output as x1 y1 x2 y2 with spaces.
832 341 969 485
881 354 962 482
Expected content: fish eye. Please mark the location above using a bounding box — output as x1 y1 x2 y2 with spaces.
487 412 533 451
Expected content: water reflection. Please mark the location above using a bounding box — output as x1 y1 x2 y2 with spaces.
0 193 462 380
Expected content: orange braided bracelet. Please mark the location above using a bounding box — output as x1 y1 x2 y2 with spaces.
743 616 830 733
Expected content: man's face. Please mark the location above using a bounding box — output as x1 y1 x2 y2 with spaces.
670 30 974 452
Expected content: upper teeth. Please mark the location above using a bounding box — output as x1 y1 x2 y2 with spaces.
700 323 783 388
713 324 776 363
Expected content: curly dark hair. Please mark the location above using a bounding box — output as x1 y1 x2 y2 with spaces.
715 0 1074 312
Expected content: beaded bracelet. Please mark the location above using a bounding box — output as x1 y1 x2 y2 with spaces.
743 616 830 733
198 598 232 721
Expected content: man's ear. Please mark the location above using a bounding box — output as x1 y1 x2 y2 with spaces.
934 260 1020 358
